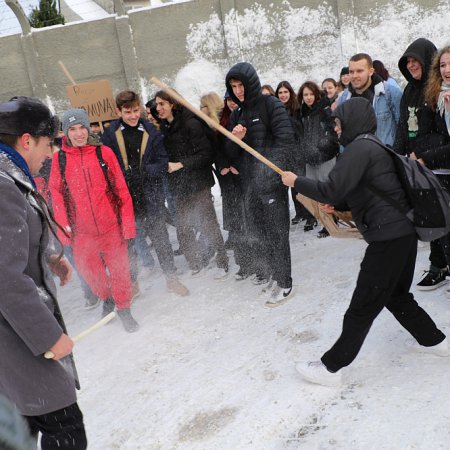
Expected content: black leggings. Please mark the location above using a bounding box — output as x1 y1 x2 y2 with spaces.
25 403 87 450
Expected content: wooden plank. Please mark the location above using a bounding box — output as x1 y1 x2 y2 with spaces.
296 194 362 239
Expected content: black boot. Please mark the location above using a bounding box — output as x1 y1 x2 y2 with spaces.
102 298 115 318
304 218 318 232
317 227 329 238
117 309 139 333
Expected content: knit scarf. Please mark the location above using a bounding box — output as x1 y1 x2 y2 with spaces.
0 142 36 189
437 82 450 136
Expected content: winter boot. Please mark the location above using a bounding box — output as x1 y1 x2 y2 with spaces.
304 218 318 232
166 274 190 296
101 298 115 318
117 309 139 333
131 280 141 300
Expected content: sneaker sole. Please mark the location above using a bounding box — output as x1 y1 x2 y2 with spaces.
416 280 448 291
264 287 295 308
295 363 342 387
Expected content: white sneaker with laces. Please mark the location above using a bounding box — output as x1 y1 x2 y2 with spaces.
407 338 450 357
264 284 294 307
295 360 342 387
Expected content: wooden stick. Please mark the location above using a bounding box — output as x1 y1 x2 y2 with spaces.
44 311 116 359
150 77 286 176
58 60 77 86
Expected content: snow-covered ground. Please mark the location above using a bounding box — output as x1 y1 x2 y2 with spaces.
56 186 450 449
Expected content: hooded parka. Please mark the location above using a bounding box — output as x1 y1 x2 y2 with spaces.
394 38 440 156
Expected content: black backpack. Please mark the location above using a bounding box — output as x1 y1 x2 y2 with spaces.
356 134 450 242
58 146 122 227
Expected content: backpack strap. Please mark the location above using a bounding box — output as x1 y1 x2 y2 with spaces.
140 130 149 165
57 150 77 228
115 128 129 170
95 146 123 226
354 134 409 215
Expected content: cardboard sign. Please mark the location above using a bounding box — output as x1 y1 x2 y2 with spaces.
66 80 118 122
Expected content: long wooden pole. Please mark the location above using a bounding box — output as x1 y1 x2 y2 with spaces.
150 77 286 177
44 312 116 359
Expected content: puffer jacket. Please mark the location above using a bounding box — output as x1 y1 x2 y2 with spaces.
225 62 296 194
394 38 440 156
49 135 136 245
294 97 415 243
296 97 339 166
159 108 215 198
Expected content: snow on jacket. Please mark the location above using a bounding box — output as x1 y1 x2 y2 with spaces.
224 62 296 194
49 135 136 245
159 107 215 198
294 97 415 243
296 97 339 166
0 153 78 416
102 118 169 217
419 111 450 171
394 38 439 156
338 73 402 147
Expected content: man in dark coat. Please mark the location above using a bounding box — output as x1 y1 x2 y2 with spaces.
0 97 87 448
225 62 296 306
102 90 189 296
282 97 449 387
393 38 450 291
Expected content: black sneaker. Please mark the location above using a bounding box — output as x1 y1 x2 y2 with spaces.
102 298 115 318
117 309 139 333
304 218 318 232
416 268 448 291
291 215 304 225
317 227 329 238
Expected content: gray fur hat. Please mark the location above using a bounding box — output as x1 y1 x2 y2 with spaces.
61 108 90 136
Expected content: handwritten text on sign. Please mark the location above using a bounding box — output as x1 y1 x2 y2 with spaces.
66 80 117 122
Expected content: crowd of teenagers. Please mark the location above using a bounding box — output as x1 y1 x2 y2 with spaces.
1 37 450 448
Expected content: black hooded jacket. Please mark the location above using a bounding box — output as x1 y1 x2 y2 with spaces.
393 38 440 155
296 96 339 165
224 62 296 194
294 97 415 243
159 107 214 198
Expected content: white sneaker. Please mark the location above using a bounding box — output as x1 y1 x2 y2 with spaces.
295 361 342 387
407 338 450 357
264 284 294 307
212 267 229 281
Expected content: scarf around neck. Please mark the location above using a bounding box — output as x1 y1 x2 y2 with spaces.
0 142 36 189
437 82 450 135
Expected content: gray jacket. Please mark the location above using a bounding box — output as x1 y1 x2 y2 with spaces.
0 154 77 416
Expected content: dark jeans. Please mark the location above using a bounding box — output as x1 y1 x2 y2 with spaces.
25 403 87 450
147 208 176 274
322 234 445 372
429 174 450 270
175 188 227 270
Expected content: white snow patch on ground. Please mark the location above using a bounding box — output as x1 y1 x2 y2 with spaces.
57 188 450 449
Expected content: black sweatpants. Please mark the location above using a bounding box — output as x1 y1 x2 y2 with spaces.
238 188 292 288
322 234 446 372
25 402 87 450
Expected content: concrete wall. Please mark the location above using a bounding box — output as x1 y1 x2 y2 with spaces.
1 0 449 113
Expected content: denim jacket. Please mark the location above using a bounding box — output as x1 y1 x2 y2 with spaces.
338 79 402 147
